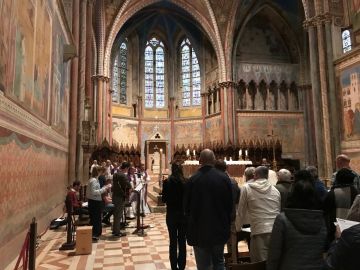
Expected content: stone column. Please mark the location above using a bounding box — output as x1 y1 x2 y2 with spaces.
219 84 226 143
304 18 326 177
201 93 207 143
76 0 87 181
316 16 333 178
68 0 80 184
169 97 175 158
219 81 236 144
85 0 94 121
324 16 340 157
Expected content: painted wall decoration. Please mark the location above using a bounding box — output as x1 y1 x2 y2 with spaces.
205 115 222 143
51 21 70 135
0 127 67 262
112 118 139 146
340 64 360 140
0 0 16 92
174 120 202 146
350 0 360 31
2 0 54 121
237 113 305 159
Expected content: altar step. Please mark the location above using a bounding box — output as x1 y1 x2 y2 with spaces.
147 179 166 213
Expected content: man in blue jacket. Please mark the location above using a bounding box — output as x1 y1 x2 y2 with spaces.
184 149 233 270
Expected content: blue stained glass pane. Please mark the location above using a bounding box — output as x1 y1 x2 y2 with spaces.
183 98 190 107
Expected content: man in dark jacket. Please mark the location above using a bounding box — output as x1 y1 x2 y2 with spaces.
184 149 233 270
275 168 293 210
325 224 360 270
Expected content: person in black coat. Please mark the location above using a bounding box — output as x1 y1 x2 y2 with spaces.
162 162 187 270
267 171 327 270
324 224 360 270
184 149 233 270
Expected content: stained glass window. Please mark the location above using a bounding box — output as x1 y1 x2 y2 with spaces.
144 37 165 108
112 41 127 104
342 30 352 53
181 38 201 106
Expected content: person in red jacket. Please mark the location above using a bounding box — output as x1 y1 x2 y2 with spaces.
67 180 88 217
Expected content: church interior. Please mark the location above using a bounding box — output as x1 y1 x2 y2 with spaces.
1 0 360 269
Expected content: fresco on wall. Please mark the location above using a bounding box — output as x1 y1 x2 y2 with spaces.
237 114 304 158
33 0 52 119
340 65 360 140
175 120 202 146
205 115 222 143
113 118 138 146
3 0 53 121
52 24 70 135
12 0 35 106
350 0 360 31
0 0 16 92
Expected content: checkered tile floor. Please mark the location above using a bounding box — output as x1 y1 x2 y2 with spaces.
34 212 248 270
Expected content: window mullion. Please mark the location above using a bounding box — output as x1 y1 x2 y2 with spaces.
153 47 156 108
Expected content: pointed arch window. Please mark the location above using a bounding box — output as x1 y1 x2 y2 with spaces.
112 42 127 104
342 30 352 53
145 37 165 108
181 38 201 107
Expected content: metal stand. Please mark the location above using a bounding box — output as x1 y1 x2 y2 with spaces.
132 184 149 236
59 196 75 250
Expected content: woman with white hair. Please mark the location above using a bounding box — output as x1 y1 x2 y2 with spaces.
275 169 292 211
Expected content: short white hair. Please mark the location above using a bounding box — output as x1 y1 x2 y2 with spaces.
277 169 292 182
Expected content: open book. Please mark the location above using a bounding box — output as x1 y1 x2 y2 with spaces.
336 218 360 232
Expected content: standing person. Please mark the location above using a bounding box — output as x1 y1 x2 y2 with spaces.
86 166 111 241
306 166 328 202
90 160 98 175
235 166 281 262
244 166 255 183
267 171 327 270
332 154 360 191
112 162 131 237
275 169 293 211
184 149 233 270
162 162 187 270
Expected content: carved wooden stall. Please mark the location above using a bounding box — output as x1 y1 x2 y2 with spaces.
90 139 141 167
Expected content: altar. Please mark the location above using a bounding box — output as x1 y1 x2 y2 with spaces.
182 160 252 178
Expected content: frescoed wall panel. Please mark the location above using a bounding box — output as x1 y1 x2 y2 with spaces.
112 118 139 146
205 115 222 144
174 120 202 146
237 112 305 159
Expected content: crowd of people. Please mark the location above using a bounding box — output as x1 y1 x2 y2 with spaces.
162 151 360 270
67 160 150 241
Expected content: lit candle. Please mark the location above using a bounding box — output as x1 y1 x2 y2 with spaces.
245 149 248 156
186 149 190 156
193 150 196 156
239 149 242 156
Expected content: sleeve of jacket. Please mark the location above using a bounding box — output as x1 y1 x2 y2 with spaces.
324 230 352 269
162 179 168 204
347 195 360 221
267 214 284 270
235 185 248 231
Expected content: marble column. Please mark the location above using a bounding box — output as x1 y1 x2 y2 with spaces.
68 0 80 184
316 19 333 178
305 21 326 176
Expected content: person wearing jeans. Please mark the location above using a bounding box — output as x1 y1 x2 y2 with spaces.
184 149 233 270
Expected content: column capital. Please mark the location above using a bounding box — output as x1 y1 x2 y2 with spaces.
92 75 110 82
218 81 236 89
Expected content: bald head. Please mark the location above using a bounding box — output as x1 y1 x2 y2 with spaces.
199 149 215 166
336 154 351 169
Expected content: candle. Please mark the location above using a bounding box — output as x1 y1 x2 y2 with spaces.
245 149 248 156
239 149 242 156
186 149 190 156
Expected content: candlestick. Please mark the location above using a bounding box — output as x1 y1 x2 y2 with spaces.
245 149 248 156
186 149 190 156
193 150 196 156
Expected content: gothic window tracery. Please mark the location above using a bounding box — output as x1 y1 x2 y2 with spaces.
145 37 165 108
112 41 127 104
342 30 352 53
180 38 201 107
